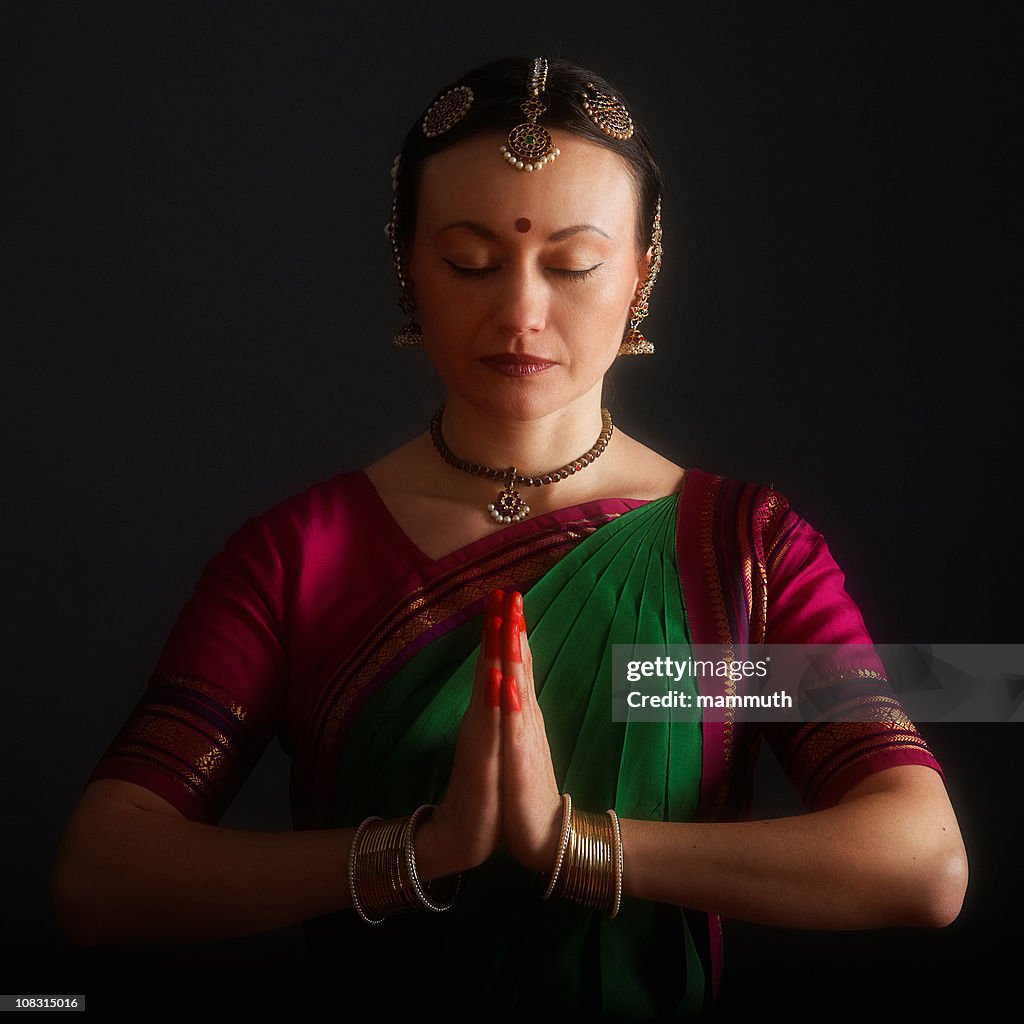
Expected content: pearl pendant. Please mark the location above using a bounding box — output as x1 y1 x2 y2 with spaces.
487 485 530 524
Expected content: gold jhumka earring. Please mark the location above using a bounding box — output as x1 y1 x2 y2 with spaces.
619 197 663 356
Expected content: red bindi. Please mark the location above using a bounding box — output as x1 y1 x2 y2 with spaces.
515 217 532 233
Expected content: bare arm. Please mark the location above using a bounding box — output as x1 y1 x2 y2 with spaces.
49 779 351 947
49 780 466 949
618 764 968 929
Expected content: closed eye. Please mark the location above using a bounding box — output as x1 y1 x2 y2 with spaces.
443 260 500 278
443 260 604 281
551 264 602 281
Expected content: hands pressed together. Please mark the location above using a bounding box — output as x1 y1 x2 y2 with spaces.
425 587 564 878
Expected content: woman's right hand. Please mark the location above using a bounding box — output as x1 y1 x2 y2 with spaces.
414 588 505 879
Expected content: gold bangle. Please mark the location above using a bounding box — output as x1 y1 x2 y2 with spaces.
608 808 623 919
548 804 619 917
348 815 384 924
349 814 420 924
403 804 461 912
357 817 417 919
542 793 572 899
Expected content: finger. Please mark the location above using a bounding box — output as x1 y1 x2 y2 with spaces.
519 624 535 680
503 605 522 666
501 593 526 711
503 590 539 714
486 587 505 619
500 667 525 788
468 603 503 715
516 624 543 723
482 588 504 669
486 667 503 710
501 671 521 713
501 590 522 661
476 614 503 710
485 611 503 660
482 589 505 675
502 591 526 674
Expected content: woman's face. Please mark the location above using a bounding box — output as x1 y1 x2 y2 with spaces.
407 129 647 422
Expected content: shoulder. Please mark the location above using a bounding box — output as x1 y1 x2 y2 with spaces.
677 468 866 646
214 469 379 571
679 466 804 554
256 469 375 530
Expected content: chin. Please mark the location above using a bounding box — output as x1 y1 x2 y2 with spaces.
459 380 593 423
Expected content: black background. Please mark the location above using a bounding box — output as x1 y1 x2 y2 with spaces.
5 1 1018 1016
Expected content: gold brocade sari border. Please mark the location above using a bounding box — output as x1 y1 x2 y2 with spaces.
697 473 737 820
686 472 796 823
87 670 270 824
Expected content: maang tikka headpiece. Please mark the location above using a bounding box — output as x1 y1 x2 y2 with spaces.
500 57 560 172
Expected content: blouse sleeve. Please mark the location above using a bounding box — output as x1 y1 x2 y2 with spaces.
84 513 289 824
758 494 944 811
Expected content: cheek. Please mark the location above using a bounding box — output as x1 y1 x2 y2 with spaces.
569 273 636 332
412 262 467 325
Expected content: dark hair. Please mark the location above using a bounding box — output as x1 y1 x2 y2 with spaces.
392 57 663 254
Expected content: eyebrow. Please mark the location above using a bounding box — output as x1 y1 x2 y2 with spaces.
438 221 611 241
548 223 610 242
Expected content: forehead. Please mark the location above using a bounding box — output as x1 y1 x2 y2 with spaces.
415 130 638 236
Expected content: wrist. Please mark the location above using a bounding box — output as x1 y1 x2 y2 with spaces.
531 797 565 873
413 810 464 880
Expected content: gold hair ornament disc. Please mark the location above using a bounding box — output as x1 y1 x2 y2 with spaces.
581 82 634 140
422 85 474 138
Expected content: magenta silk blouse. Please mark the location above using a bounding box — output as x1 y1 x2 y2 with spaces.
86 467 943 832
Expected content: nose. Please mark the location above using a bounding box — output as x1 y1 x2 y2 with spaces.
491 264 548 338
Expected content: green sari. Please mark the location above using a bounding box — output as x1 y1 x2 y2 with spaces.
310 492 708 1019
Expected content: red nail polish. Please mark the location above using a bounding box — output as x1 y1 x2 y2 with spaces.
502 673 521 712
486 667 502 708
487 589 505 617
485 615 502 659
504 616 522 663
513 592 523 614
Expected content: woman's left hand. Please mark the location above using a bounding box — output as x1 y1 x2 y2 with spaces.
497 590 564 874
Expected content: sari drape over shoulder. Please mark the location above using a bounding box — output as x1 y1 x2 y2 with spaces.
85 467 943 1018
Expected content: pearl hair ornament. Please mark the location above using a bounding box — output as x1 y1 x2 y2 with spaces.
500 57 560 172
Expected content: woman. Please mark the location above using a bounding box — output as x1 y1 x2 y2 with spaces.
52 57 967 1017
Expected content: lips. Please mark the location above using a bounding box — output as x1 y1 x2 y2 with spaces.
480 353 557 376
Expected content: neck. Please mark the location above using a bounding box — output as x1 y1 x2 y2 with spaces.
435 387 608 477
